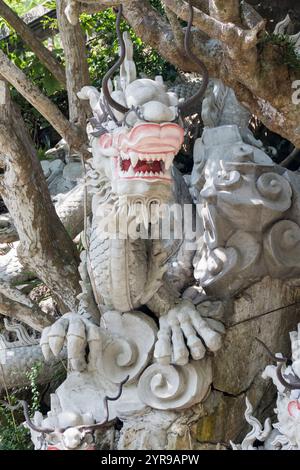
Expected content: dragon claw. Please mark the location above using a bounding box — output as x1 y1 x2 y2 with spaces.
40 313 100 371
154 300 223 366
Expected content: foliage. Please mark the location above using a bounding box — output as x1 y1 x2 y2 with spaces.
150 0 165 16
0 362 42 450
25 361 42 414
0 0 175 149
0 394 32 450
261 33 300 70
3 1 56 16
81 7 177 89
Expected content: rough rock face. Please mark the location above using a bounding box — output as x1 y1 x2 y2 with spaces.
196 277 300 447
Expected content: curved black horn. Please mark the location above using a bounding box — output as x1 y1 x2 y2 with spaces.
20 400 55 434
255 337 290 363
178 0 209 116
276 363 300 391
0 399 56 434
255 337 300 390
101 5 130 115
79 374 130 433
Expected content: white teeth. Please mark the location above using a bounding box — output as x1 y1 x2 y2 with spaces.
165 158 172 170
127 165 135 177
130 154 139 168
149 171 154 176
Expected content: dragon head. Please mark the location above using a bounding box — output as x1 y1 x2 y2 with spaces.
90 78 184 202
79 4 208 204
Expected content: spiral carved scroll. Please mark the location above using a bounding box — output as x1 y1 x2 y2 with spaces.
264 220 300 278
137 359 212 410
256 172 292 212
101 311 157 384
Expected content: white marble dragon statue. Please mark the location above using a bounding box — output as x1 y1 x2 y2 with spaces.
18 4 300 450
25 4 222 450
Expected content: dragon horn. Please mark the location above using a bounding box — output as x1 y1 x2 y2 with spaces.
101 5 130 115
178 0 209 116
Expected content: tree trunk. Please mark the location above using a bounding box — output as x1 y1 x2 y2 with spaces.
0 50 86 152
0 80 81 312
57 0 91 132
0 284 52 331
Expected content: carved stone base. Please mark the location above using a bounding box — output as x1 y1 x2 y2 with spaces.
116 407 202 450
111 277 300 450
195 276 300 446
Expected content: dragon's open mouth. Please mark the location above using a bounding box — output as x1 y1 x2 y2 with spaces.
118 151 174 180
99 122 184 183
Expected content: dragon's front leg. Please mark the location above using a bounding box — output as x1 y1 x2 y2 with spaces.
147 289 223 366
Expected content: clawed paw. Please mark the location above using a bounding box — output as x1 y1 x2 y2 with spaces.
40 313 101 371
154 300 223 366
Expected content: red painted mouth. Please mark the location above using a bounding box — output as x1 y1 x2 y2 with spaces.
121 158 163 175
99 122 184 182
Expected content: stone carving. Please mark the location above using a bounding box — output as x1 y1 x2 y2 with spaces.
191 125 300 297
201 79 266 150
274 14 300 55
25 6 300 450
230 398 273 450
101 311 157 383
200 78 280 162
0 319 64 391
29 11 221 447
137 359 212 410
41 157 82 196
232 323 300 450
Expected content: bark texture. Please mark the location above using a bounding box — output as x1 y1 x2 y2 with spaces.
109 0 300 148
0 81 81 312
0 284 52 331
0 50 86 152
57 0 90 129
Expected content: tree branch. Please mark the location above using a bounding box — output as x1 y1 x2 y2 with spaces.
0 213 18 244
209 0 241 24
0 0 66 87
57 0 90 131
164 3 184 48
0 81 81 312
0 50 86 152
121 1 300 149
0 283 53 331
164 0 265 55
122 0 221 75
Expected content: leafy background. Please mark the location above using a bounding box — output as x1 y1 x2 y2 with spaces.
0 0 175 151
